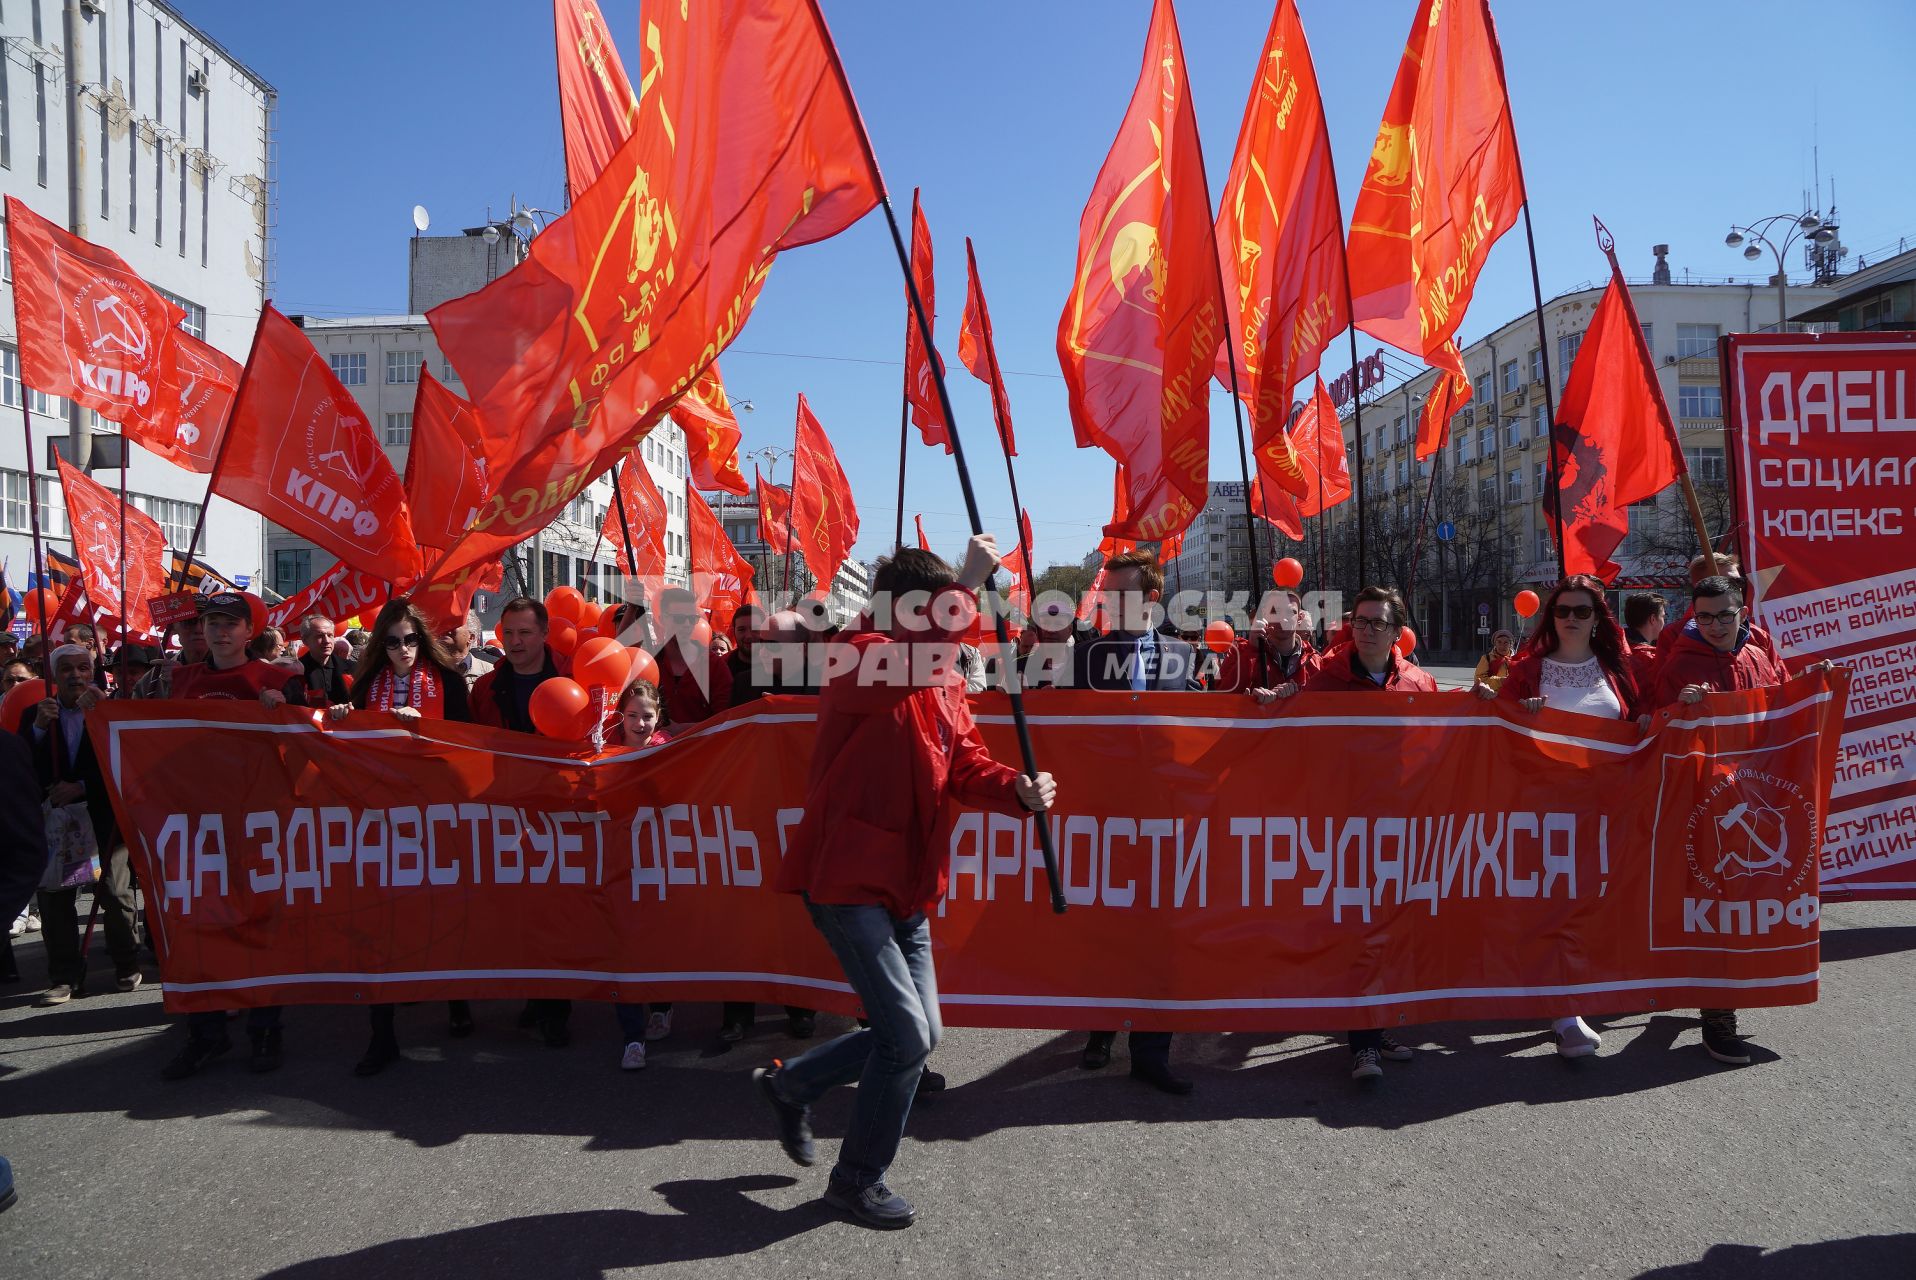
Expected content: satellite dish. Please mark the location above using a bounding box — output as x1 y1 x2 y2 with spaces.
481 225 500 245
411 204 430 233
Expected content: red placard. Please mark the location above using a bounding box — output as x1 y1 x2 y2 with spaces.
146 591 202 628
1727 330 1916 899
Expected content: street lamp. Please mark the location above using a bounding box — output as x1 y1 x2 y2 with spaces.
1724 211 1838 333
742 445 795 602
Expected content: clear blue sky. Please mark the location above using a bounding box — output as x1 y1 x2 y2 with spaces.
174 0 1916 572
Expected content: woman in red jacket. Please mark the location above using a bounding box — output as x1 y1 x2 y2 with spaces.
1473 574 1643 1059
754 535 1056 1231
326 598 474 1074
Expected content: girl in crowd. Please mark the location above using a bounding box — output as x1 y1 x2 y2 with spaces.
327 599 475 1074
608 681 671 1069
1475 629 1515 691
1474 575 1644 1060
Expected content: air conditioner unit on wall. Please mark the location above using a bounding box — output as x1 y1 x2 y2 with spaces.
187 68 209 96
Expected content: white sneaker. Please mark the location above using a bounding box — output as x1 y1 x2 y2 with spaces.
645 1009 672 1042
1553 1016 1601 1058
620 1041 648 1071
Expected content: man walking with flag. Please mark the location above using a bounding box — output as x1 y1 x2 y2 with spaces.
755 534 1056 1230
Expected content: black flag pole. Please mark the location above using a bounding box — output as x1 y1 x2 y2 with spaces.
893 392 909 553
15 385 51 638
962 240 1038 606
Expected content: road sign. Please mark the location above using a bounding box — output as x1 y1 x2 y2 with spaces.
1478 602 1491 617
1477 619 1491 634
1435 520 1456 542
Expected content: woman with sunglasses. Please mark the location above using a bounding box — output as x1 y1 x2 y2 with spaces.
1472 575 1643 1060
326 598 474 1072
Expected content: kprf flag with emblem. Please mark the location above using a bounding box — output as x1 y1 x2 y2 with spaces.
755 466 794 556
1551 238 1685 582
6 196 185 444
669 361 750 495
1055 0 1223 546
552 0 640 198
52 455 167 631
427 0 880 579
903 189 950 451
601 453 670 586
790 395 859 588
404 370 491 553
1347 0 1523 459
150 331 240 475
217 305 423 584
1214 0 1347 449
959 238 1017 456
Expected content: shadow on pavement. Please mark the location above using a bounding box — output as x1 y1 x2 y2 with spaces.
1631 1233 1916 1278
255 1176 831 1277
1819 923 1916 964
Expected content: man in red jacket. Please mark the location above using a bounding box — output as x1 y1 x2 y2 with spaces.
1298 586 1434 1081
1214 591 1319 694
755 535 1056 1231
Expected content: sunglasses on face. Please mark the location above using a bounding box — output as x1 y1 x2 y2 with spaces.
1694 608 1742 626
383 633 421 650
1552 604 1594 620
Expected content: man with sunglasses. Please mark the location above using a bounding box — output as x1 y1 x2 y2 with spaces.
1652 575 1795 1066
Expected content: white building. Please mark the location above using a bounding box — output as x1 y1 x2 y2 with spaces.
0 0 273 592
1160 479 1284 599
708 483 870 622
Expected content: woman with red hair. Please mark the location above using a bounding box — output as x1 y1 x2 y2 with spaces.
1473 574 1645 1060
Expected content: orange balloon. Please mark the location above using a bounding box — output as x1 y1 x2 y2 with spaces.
528 676 594 739
691 619 714 648
240 591 268 636
626 646 660 688
549 622 579 657
573 636 632 690
1203 620 1235 654
545 586 588 627
1513 590 1541 618
0 678 48 734
1395 628 1417 658
1272 558 1304 589
598 602 621 631
21 589 59 631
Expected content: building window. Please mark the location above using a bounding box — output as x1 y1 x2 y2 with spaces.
1528 347 1543 384
1507 468 1523 503
1557 332 1583 385
1473 372 1491 405
1534 403 1549 437
386 350 422 385
0 344 18 408
1677 384 1722 420
441 358 459 382
1676 324 1720 359
1478 476 1496 509
1535 461 1547 497
1639 323 1653 357
1537 527 1553 561
1477 426 1493 458
0 471 29 532
1500 359 1519 393
329 352 367 386
384 413 413 445
1396 459 1408 488
1393 416 1405 445
1506 419 1522 449
1684 445 1727 484
1 217 9 281
1455 432 1471 464
273 548 313 597
154 287 206 339
134 494 199 548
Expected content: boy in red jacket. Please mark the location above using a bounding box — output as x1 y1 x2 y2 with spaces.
755 534 1056 1230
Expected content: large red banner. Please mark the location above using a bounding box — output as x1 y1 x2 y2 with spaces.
96 675 1845 1024
1728 331 1916 899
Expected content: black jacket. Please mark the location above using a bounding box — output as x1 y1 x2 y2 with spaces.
1071 631 1202 692
20 708 117 853
0 730 46 921
300 652 352 706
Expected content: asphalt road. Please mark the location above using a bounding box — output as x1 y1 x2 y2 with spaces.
1 898 1912 1280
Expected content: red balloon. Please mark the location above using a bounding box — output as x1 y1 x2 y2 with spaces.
545 586 588 627
0 678 48 734
1203 620 1235 654
598 602 621 631
240 591 268 637
549 622 580 657
1272 557 1304 589
626 646 659 688
528 677 594 739
1513 589 1541 618
20 589 59 631
1395 628 1417 658
691 619 714 648
573 636 632 690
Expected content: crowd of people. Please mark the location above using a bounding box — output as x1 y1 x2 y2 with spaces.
2 536 1815 1228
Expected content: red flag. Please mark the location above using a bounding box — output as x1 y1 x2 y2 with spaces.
790 396 859 588
1552 234 1686 582
1056 0 1224 545
1001 508 1035 616
1098 466 1139 560
903 190 951 451
404 370 491 553
152 332 241 474
5 196 185 444
426 0 879 579
216 305 423 583
669 361 750 495
755 466 794 556
266 560 389 634
53 455 167 631
914 514 930 551
552 0 640 197
686 484 756 636
959 238 1017 456
1347 0 1524 459
601 454 669 586
1294 375 1352 518
1214 0 1347 449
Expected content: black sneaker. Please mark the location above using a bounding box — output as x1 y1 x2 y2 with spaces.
1378 1033 1415 1062
1701 1012 1752 1066
161 1036 231 1081
822 1178 915 1230
752 1063 815 1167
354 1036 401 1078
718 1018 748 1044
916 1067 947 1094
249 1028 283 1074
787 1011 816 1039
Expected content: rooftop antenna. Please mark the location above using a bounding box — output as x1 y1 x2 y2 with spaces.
411 204 430 238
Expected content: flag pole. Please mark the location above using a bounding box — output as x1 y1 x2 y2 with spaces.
116 434 129 660
610 458 644 601
171 304 268 594
782 412 799 607
15 389 51 640
1596 216 1713 560
893 391 909 553
964 240 1038 605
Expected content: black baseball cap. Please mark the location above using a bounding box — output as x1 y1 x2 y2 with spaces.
199 592 251 621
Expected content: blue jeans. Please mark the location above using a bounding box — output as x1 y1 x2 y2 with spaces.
777 901 940 1189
